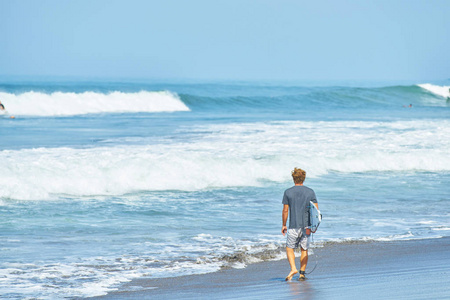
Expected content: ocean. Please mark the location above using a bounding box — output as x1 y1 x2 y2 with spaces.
1 80 449 299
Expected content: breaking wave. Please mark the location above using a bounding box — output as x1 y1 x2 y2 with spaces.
1 82 449 117
418 83 450 98
1 119 449 200
0 91 189 116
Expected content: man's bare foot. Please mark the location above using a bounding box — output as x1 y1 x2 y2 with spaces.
285 270 298 281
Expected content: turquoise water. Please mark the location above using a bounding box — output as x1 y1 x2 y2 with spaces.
1 80 449 298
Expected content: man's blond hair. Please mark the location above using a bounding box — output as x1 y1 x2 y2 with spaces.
291 168 306 184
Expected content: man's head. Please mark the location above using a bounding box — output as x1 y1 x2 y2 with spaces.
291 168 306 184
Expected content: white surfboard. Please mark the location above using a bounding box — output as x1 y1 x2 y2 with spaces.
309 201 322 233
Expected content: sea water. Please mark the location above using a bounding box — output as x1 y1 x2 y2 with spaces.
0 80 449 298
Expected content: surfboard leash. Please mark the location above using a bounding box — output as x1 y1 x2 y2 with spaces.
306 232 318 275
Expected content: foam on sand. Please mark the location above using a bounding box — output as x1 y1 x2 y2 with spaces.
97 237 450 299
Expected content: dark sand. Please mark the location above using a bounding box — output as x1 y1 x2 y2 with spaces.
89 237 450 299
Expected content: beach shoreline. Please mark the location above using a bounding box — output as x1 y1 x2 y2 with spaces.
88 237 450 299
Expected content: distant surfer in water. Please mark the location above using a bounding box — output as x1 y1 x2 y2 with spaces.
0 101 15 118
282 168 318 281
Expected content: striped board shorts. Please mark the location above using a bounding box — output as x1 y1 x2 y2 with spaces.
286 228 310 250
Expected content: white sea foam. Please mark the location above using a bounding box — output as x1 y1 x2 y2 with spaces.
0 233 284 299
432 227 450 231
418 220 437 225
324 233 445 244
0 90 189 116
0 259 145 298
1 119 449 200
417 83 450 98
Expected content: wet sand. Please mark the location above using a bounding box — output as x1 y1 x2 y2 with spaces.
89 237 450 299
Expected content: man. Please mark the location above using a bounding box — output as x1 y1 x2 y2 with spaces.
282 167 318 281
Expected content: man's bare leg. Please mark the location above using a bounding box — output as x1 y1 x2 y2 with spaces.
299 248 308 280
285 247 298 281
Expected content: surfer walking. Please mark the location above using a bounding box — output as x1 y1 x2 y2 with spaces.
282 168 318 281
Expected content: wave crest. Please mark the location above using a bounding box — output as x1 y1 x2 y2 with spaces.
1 119 449 200
0 91 190 116
417 83 450 98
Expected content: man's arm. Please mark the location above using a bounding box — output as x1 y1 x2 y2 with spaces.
282 204 289 236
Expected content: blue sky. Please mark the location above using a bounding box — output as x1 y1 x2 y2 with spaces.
0 0 448 82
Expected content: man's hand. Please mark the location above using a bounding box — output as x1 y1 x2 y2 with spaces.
282 205 289 236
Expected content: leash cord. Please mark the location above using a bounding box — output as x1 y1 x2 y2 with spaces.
306 232 318 275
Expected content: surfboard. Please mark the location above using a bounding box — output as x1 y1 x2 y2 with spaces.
0 110 15 119
309 201 322 233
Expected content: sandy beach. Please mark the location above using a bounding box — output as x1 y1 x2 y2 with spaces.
88 237 450 299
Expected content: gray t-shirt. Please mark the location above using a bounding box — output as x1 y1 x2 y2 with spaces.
282 185 317 229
